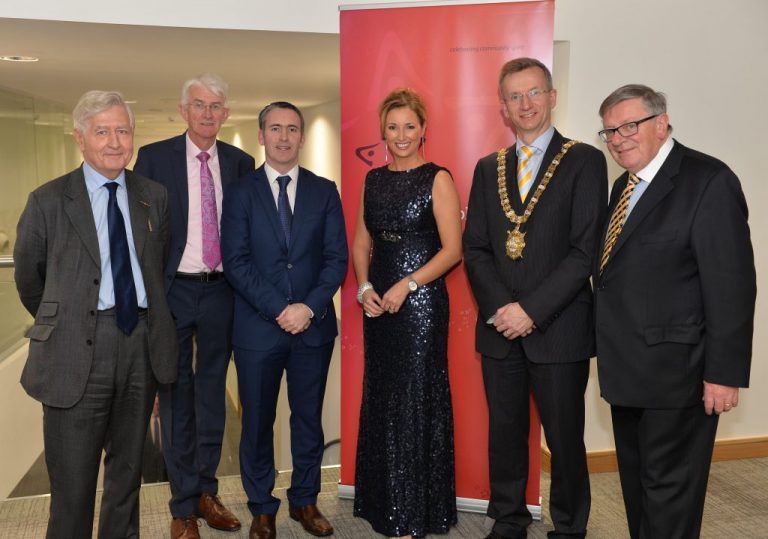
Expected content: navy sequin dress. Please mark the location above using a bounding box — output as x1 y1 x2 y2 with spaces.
354 162 457 537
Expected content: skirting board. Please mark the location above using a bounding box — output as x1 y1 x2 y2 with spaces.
337 484 543 520
541 436 768 474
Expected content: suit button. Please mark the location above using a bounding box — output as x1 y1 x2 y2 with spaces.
94 278 100 285
90 310 96 316
86 339 93 346
287 263 293 269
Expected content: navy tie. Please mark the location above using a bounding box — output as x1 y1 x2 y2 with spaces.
277 175 293 246
104 182 138 335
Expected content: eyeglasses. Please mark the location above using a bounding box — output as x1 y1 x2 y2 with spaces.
598 114 658 142
188 100 227 114
504 88 551 104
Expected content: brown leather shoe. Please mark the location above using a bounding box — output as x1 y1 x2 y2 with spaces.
171 516 200 539
249 513 276 539
288 504 334 536
197 493 241 531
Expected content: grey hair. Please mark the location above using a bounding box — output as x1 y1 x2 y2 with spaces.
258 101 305 134
72 90 134 132
181 73 229 105
599 84 668 118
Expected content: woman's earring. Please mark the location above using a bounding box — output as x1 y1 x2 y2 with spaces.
421 136 426 159
383 141 389 164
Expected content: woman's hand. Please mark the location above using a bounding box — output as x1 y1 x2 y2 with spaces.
380 279 410 314
362 288 386 318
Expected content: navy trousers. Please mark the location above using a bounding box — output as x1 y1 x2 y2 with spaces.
235 334 333 515
159 277 233 517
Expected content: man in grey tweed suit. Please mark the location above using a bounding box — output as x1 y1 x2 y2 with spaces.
14 90 178 539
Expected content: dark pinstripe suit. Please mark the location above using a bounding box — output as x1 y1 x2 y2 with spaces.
464 130 608 538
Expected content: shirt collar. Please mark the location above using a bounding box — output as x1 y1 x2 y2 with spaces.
83 161 126 195
265 162 299 184
636 136 674 183
516 125 555 155
186 132 218 160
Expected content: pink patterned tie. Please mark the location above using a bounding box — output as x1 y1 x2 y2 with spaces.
197 151 221 270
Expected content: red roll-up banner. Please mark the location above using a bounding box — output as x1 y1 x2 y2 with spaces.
339 1 554 512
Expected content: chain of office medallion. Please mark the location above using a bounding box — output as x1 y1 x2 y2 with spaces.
496 139 579 225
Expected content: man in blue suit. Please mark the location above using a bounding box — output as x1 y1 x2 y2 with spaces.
221 102 348 539
134 74 255 539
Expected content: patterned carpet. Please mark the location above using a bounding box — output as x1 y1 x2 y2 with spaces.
1 458 767 538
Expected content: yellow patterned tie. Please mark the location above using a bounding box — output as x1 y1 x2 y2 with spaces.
599 173 640 273
517 145 534 202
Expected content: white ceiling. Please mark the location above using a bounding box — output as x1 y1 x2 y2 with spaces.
0 18 340 138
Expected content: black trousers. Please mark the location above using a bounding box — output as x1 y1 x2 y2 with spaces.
482 344 590 539
611 404 719 539
43 311 156 539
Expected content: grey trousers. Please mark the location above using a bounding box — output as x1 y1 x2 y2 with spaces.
43 310 156 539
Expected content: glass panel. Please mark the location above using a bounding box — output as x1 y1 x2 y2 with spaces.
0 86 79 362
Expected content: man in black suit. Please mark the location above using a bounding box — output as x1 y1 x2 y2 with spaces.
134 74 255 539
595 84 756 539
14 90 178 538
464 57 607 539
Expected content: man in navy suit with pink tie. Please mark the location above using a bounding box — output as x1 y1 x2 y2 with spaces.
221 102 348 539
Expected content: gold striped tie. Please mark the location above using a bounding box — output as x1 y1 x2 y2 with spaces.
517 145 534 202
599 173 640 273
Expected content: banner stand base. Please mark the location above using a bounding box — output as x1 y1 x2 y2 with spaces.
337 483 542 520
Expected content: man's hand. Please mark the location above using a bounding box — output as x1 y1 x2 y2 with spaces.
276 303 312 334
493 302 535 340
703 381 740 416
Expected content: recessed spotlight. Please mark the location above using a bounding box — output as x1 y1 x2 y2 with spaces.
1 55 39 62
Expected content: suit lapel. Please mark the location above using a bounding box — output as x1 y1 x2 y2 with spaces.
173 134 190 229
253 167 288 251
291 169 312 249
125 171 150 259
216 141 235 186
603 141 682 268
63 167 101 267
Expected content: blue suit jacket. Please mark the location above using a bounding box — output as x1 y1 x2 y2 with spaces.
221 165 348 351
134 133 256 290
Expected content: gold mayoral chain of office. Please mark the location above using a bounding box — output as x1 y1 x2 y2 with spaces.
496 139 579 260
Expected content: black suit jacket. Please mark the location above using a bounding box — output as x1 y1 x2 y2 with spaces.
594 140 755 408
134 133 255 289
464 129 608 362
14 167 178 408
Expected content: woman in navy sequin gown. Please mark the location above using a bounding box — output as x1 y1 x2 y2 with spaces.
352 88 463 538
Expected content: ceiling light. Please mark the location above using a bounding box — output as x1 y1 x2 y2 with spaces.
1 55 39 62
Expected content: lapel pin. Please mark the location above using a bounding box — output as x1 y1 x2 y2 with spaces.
147 218 153 232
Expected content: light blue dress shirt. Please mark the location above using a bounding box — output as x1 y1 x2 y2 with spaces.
624 137 675 223
83 162 148 309
515 126 556 189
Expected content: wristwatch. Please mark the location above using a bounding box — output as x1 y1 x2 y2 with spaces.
407 274 419 293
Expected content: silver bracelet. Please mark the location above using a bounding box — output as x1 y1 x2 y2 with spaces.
357 281 374 304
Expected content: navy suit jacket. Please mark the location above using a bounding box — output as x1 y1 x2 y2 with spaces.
134 133 255 290
594 140 755 408
221 165 348 351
